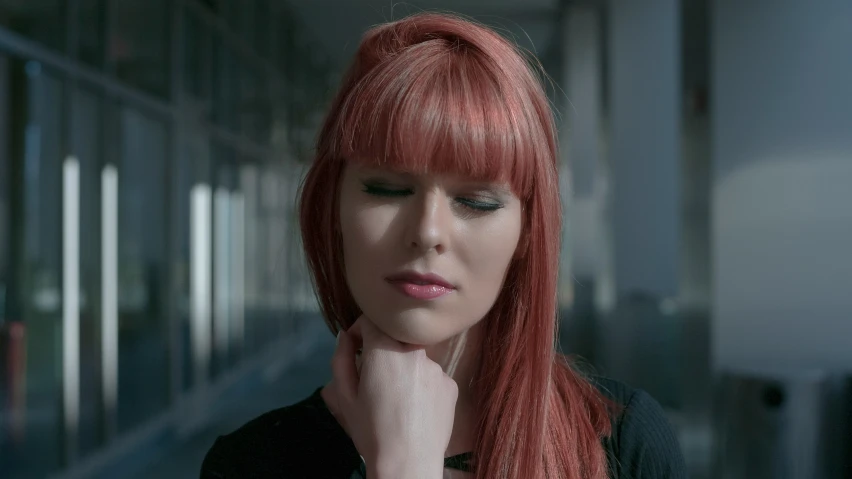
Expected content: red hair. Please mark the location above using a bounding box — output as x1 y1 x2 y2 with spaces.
299 12 614 479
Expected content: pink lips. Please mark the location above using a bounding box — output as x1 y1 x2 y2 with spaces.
385 271 455 300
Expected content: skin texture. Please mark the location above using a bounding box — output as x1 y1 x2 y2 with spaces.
322 162 523 476
327 317 459 479
338 163 522 348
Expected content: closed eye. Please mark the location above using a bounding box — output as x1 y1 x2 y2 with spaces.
456 198 503 212
362 183 504 214
362 184 412 197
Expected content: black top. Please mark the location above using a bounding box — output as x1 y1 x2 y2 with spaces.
200 377 687 478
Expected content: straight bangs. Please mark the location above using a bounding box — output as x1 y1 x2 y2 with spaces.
334 40 539 198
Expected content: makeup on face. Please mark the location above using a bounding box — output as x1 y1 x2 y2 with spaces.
356 168 513 217
338 163 522 347
385 270 456 300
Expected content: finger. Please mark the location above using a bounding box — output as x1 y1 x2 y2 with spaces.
346 317 364 347
330 330 360 402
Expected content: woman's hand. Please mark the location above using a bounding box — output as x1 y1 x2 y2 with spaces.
323 316 458 479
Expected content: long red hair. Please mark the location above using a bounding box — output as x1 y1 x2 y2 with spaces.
298 12 614 479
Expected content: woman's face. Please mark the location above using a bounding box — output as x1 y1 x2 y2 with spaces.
338 162 523 346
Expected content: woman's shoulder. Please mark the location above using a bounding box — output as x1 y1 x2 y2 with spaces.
199 387 360 479
587 375 688 479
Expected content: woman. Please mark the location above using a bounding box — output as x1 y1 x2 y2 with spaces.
200 12 686 479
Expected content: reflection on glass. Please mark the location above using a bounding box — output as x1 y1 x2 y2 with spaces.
61 157 81 461
79 0 106 68
239 0 257 48
183 9 209 101
111 0 170 98
0 57 8 329
283 164 301 326
230 190 246 363
0 0 66 52
256 164 294 344
71 86 106 457
2 60 65 479
257 165 277 347
101 165 118 436
230 0 269 57
190 182 212 388
179 129 211 390
274 9 296 75
239 165 260 350
223 0 241 35
213 149 237 374
240 65 270 144
261 168 281 318
213 185 230 371
116 106 169 433
212 39 238 131
175 138 193 393
253 0 270 57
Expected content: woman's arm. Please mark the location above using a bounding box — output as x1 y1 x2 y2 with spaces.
325 316 457 479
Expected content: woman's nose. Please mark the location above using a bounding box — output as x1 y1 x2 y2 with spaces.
405 191 451 254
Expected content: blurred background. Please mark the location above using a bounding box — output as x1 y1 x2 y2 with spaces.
0 0 849 478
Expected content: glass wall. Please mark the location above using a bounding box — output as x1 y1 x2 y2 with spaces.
0 56 7 328
0 1 66 53
112 0 171 98
212 143 238 376
0 58 67 477
0 1 333 477
116 105 170 433
69 85 105 458
78 0 106 68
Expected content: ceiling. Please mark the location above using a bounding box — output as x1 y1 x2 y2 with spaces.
284 0 563 73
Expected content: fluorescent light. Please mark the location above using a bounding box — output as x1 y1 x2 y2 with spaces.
190 184 212 385
214 187 230 361
62 156 80 436
239 166 258 311
230 192 245 355
101 165 119 414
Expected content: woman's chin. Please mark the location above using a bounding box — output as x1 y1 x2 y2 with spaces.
386 328 446 348
372 315 450 347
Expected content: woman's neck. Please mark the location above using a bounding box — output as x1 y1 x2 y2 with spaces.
424 322 484 457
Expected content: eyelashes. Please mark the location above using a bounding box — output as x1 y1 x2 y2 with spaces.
361 184 505 213
362 184 410 198
455 198 504 212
